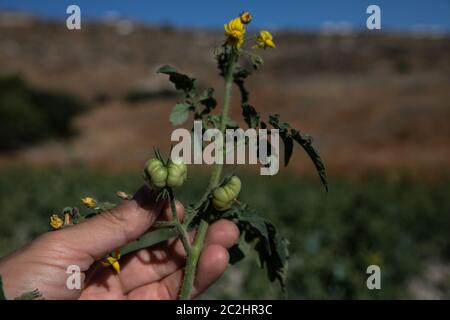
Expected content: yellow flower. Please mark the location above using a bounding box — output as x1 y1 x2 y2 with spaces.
50 214 63 229
100 250 121 273
253 30 276 49
240 11 252 24
81 197 96 208
224 17 245 48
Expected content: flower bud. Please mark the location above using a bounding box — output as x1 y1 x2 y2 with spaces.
240 11 252 24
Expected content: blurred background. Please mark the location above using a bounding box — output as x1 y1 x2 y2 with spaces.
0 0 449 299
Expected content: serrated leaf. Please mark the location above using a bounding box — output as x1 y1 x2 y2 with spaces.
268 114 291 133
157 65 195 93
269 114 295 165
251 55 264 70
214 46 228 77
233 68 250 104
241 49 264 70
233 205 289 292
283 136 294 166
266 224 289 294
228 243 246 264
198 88 217 110
170 103 191 125
291 129 328 191
242 103 260 129
268 113 328 191
239 208 270 251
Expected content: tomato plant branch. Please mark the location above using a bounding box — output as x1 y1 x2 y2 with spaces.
179 50 236 299
168 188 191 255
209 51 236 188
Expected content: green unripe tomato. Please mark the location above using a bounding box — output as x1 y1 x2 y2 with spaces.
223 176 241 197
144 158 168 189
212 187 231 211
212 176 242 211
143 158 187 189
150 167 169 188
166 159 187 188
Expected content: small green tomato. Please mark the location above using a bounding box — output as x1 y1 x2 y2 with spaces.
212 176 241 211
144 158 187 189
143 158 168 189
166 159 187 188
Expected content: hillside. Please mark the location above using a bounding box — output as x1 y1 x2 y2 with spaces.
1 12 449 176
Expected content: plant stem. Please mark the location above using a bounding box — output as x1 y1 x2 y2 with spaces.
168 188 191 255
179 49 236 299
178 219 208 299
209 51 236 188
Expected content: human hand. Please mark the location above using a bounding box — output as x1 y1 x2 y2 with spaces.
0 185 239 299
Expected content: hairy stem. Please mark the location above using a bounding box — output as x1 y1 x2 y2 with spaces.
209 52 236 188
178 219 208 299
179 50 236 299
168 188 191 255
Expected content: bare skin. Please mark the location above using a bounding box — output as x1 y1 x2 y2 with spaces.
0 185 239 300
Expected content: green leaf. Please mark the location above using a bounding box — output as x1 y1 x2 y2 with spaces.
157 65 195 93
242 103 260 129
283 136 294 167
268 114 293 166
291 129 328 191
233 204 289 293
170 103 192 126
228 243 246 264
198 88 217 111
241 50 264 70
266 224 289 293
233 67 262 130
239 208 271 251
0 275 5 300
233 68 250 104
268 114 291 134
214 46 232 77
268 114 328 191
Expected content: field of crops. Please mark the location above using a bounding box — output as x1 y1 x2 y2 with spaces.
1 167 449 299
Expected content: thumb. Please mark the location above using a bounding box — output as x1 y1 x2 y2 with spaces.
57 185 165 262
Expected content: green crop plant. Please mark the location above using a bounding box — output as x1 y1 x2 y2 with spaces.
0 12 327 300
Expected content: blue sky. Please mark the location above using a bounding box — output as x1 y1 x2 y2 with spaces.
0 0 449 31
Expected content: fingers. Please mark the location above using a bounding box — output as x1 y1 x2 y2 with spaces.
122 219 239 295
165 244 230 299
128 244 229 300
55 185 169 262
